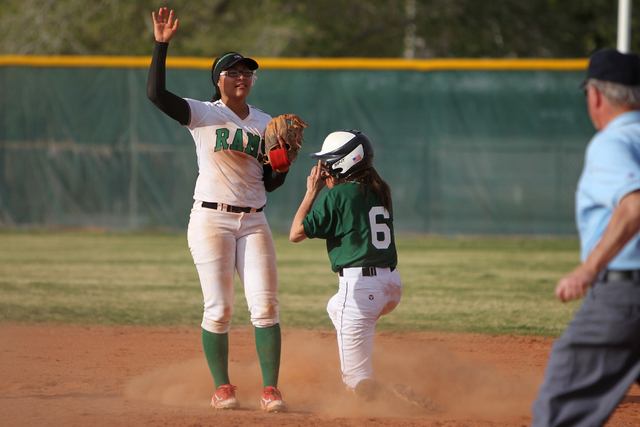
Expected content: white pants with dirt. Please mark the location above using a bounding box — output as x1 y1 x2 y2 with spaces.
327 266 402 389
187 201 280 334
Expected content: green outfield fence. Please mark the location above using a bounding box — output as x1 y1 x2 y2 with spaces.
0 56 592 235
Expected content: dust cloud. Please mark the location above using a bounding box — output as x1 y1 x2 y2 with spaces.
125 329 537 420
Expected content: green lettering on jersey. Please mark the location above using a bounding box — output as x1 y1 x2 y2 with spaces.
244 132 261 159
215 129 229 151
229 129 244 152
257 137 266 163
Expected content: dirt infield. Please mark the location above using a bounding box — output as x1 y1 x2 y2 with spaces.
1 324 638 426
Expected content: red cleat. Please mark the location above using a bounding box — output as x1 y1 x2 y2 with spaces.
211 384 240 409
260 386 289 412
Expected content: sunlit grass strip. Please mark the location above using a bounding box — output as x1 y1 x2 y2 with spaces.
0 55 588 71
0 231 581 336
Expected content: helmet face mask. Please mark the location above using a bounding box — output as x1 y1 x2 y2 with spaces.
310 130 374 179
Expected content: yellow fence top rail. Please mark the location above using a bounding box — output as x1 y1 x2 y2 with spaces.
0 55 589 71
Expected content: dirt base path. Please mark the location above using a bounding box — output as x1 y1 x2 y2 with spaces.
1 323 638 426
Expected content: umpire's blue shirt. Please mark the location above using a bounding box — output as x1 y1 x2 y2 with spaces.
576 110 640 269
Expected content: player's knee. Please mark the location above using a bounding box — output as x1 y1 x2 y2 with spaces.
250 303 279 327
251 311 280 328
202 306 234 334
251 318 279 328
248 297 279 327
201 316 232 334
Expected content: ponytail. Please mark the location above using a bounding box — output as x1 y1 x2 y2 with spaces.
348 168 392 213
211 54 223 101
212 86 222 102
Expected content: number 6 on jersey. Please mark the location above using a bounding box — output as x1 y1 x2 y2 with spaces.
369 206 391 249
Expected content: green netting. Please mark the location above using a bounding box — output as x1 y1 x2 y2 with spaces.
0 65 593 234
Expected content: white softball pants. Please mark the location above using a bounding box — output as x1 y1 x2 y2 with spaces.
187 201 279 334
327 267 402 389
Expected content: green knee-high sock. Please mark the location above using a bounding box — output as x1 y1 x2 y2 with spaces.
255 323 281 388
202 329 230 388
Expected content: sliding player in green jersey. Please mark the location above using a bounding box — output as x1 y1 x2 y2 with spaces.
290 129 402 400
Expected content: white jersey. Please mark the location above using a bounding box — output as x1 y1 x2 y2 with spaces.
185 99 272 208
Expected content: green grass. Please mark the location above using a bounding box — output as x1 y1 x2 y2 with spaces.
0 231 582 337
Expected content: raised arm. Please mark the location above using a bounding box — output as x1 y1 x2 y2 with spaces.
152 7 179 43
146 7 190 126
290 160 328 242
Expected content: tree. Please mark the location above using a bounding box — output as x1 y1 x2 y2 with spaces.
0 0 636 58
410 0 620 58
0 0 155 55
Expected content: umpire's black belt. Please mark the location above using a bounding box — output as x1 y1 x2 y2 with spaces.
338 266 396 277
202 201 264 213
598 269 640 282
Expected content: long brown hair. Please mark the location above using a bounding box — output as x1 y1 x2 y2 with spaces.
348 167 392 213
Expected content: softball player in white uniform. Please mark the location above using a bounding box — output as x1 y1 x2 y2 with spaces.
289 130 402 399
148 7 288 412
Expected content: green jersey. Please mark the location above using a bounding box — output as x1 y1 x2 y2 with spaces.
302 181 397 273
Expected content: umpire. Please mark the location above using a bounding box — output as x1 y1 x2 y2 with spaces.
531 49 640 426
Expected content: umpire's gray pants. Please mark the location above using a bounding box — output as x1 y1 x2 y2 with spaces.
531 279 640 427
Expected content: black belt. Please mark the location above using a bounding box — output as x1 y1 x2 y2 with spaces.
338 266 396 277
599 269 640 282
202 201 264 213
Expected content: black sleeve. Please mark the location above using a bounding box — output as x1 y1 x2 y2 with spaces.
263 163 288 192
147 41 191 126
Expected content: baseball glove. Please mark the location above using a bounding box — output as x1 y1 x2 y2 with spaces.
264 114 308 171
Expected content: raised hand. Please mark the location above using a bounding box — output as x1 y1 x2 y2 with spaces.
306 160 327 196
152 7 179 43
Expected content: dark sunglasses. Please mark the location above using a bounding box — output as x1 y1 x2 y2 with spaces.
220 70 255 78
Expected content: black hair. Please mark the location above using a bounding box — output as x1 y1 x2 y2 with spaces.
211 54 225 102
348 167 392 213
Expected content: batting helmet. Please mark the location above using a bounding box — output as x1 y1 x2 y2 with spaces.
309 130 374 179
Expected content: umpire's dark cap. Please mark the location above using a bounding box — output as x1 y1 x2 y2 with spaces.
211 52 259 86
580 49 640 89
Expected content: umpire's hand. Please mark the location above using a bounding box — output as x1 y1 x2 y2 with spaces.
555 265 597 302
